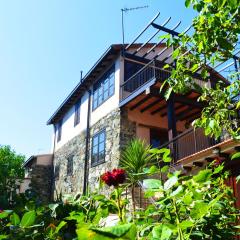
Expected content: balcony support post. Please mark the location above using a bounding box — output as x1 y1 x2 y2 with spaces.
167 94 177 161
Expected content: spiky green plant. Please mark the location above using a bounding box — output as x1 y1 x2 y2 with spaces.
119 139 154 213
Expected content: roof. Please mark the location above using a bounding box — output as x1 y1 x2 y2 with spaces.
23 154 53 168
47 42 229 125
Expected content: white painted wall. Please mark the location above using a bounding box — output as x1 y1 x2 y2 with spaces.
54 90 89 150
53 57 122 151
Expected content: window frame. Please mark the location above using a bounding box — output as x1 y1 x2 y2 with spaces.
54 164 60 180
74 98 81 127
67 155 74 176
57 119 63 142
91 129 106 167
92 65 115 111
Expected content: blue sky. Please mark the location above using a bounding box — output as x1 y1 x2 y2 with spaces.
0 1 196 158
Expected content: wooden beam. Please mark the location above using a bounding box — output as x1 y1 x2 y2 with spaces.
174 95 205 108
161 104 185 117
140 97 164 113
186 112 202 125
130 94 152 111
175 106 195 121
151 104 167 115
177 108 200 122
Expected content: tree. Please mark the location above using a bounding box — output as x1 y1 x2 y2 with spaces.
162 0 240 139
0 145 25 208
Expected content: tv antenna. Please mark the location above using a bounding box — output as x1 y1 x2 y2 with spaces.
121 6 149 47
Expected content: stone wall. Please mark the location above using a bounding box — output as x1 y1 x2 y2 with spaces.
53 107 137 197
53 131 86 196
88 108 122 191
120 107 137 150
30 164 53 203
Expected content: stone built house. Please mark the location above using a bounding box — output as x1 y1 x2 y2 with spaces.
23 16 240 203
45 41 239 200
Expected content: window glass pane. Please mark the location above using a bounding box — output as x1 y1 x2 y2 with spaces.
93 100 98 109
99 132 105 143
92 154 97 163
93 91 98 101
93 146 98 156
104 79 109 91
109 73 114 86
109 85 114 96
99 152 105 161
93 136 98 147
99 142 104 152
103 90 108 101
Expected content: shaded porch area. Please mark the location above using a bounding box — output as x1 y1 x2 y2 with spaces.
121 80 217 162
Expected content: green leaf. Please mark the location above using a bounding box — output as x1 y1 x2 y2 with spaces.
0 211 9 219
10 213 20 226
231 152 240 160
143 179 162 189
20 210 36 228
161 225 172 240
0 235 8 240
90 223 133 238
164 176 178 190
193 169 212 183
191 201 209 219
170 186 183 197
56 221 67 233
152 225 172 240
179 220 194 230
185 0 191 8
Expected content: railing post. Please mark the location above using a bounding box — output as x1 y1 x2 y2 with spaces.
193 129 197 153
167 94 177 161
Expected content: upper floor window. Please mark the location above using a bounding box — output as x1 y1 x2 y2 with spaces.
92 65 115 110
74 99 81 126
67 155 74 175
92 130 106 166
57 119 63 142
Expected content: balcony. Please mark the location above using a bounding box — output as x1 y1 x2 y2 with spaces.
158 128 220 162
120 61 211 106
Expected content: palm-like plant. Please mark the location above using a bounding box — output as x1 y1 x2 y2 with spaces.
119 139 154 213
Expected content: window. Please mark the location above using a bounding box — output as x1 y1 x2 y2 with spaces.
67 155 74 175
92 130 106 166
92 66 115 110
57 119 63 142
54 165 60 179
74 99 81 126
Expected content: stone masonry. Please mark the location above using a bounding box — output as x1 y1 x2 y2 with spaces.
53 107 137 197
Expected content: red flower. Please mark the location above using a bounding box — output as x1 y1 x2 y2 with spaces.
101 171 115 186
112 169 126 185
101 169 126 187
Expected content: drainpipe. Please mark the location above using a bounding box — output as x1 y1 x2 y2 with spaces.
83 89 92 195
50 125 57 201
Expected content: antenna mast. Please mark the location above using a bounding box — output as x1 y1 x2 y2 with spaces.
121 5 149 48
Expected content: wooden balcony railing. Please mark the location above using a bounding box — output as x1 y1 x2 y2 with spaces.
120 63 170 100
159 128 219 162
120 62 211 102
